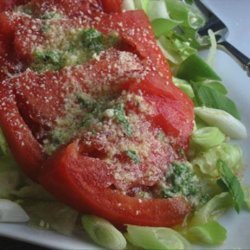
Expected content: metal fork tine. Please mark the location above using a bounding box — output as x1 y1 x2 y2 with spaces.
198 16 226 36
194 0 250 75
193 0 215 18
194 0 227 36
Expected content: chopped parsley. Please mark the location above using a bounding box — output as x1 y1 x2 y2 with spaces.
81 29 105 54
162 162 209 206
32 50 63 72
40 11 63 20
114 104 132 136
125 150 140 164
31 28 119 73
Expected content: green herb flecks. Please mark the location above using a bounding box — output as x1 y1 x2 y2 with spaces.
114 104 132 136
41 24 50 33
32 50 63 72
76 94 106 129
44 92 114 154
41 11 63 20
125 150 140 164
81 29 105 54
162 162 208 206
81 29 119 54
217 160 244 213
31 28 119 73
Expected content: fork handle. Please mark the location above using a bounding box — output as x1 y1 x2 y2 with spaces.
218 41 250 76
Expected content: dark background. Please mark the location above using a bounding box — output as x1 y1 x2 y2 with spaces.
0 237 50 250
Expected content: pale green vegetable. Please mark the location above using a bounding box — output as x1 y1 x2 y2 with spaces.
0 156 20 198
143 0 204 66
147 0 169 20
190 192 232 226
0 171 20 198
177 54 221 81
12 183 54 201
0 199 29 222
134 0 150 11
243 185 250 210
21 201 78 235
122 0 135 10
195 107 247 139
183 221 227 245
126 225 191 250
173 77 194 98
191 143 243 177
198 79 228 94
193 83 240 119
217 160 244 213
165 0 205 29
152 18 180 38
0 129 8 155
206 29 217 67
157 37 180 64
191 127 225 150
82 215 127 250
157 35 196 64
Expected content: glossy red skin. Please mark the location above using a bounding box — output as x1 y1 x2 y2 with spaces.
0 55 193 227
0 83 44 178
39 141 191 227
0 13 33 80
0 10 171 82
95 11 171 79
29 0 103 18
0 0 103 16
100 0 122 12
12 49 143 131
127 74 194 149
0 9 194 227
0 48 144 174
0 0 29 12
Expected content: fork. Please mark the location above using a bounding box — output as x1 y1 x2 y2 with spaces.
194 0 250 75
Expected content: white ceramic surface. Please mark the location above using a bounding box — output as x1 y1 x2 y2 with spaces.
0 1 249 249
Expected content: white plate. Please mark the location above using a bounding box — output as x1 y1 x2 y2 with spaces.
0 1 250 249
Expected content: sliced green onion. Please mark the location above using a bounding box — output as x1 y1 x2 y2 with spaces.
0 129 8 155
134 0 150 11
152 18 180 38
157 37 180 64
147 0 169 20
0 171 20 198
191 127 225 150
82 215 127 250
22 201 78 235
12 184 53 201
165 0 204 29
122 0 135 10
190 192 232 226
183 221 227 245
126 225 191 250
195 107 247 139
193 85 240 120
206 29 217 67
187 7 205 29
243 185 250 210
0 199 29 222
173 77 194 98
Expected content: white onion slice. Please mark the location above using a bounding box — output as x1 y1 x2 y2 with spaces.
0 199 29 223
195 107 248 140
